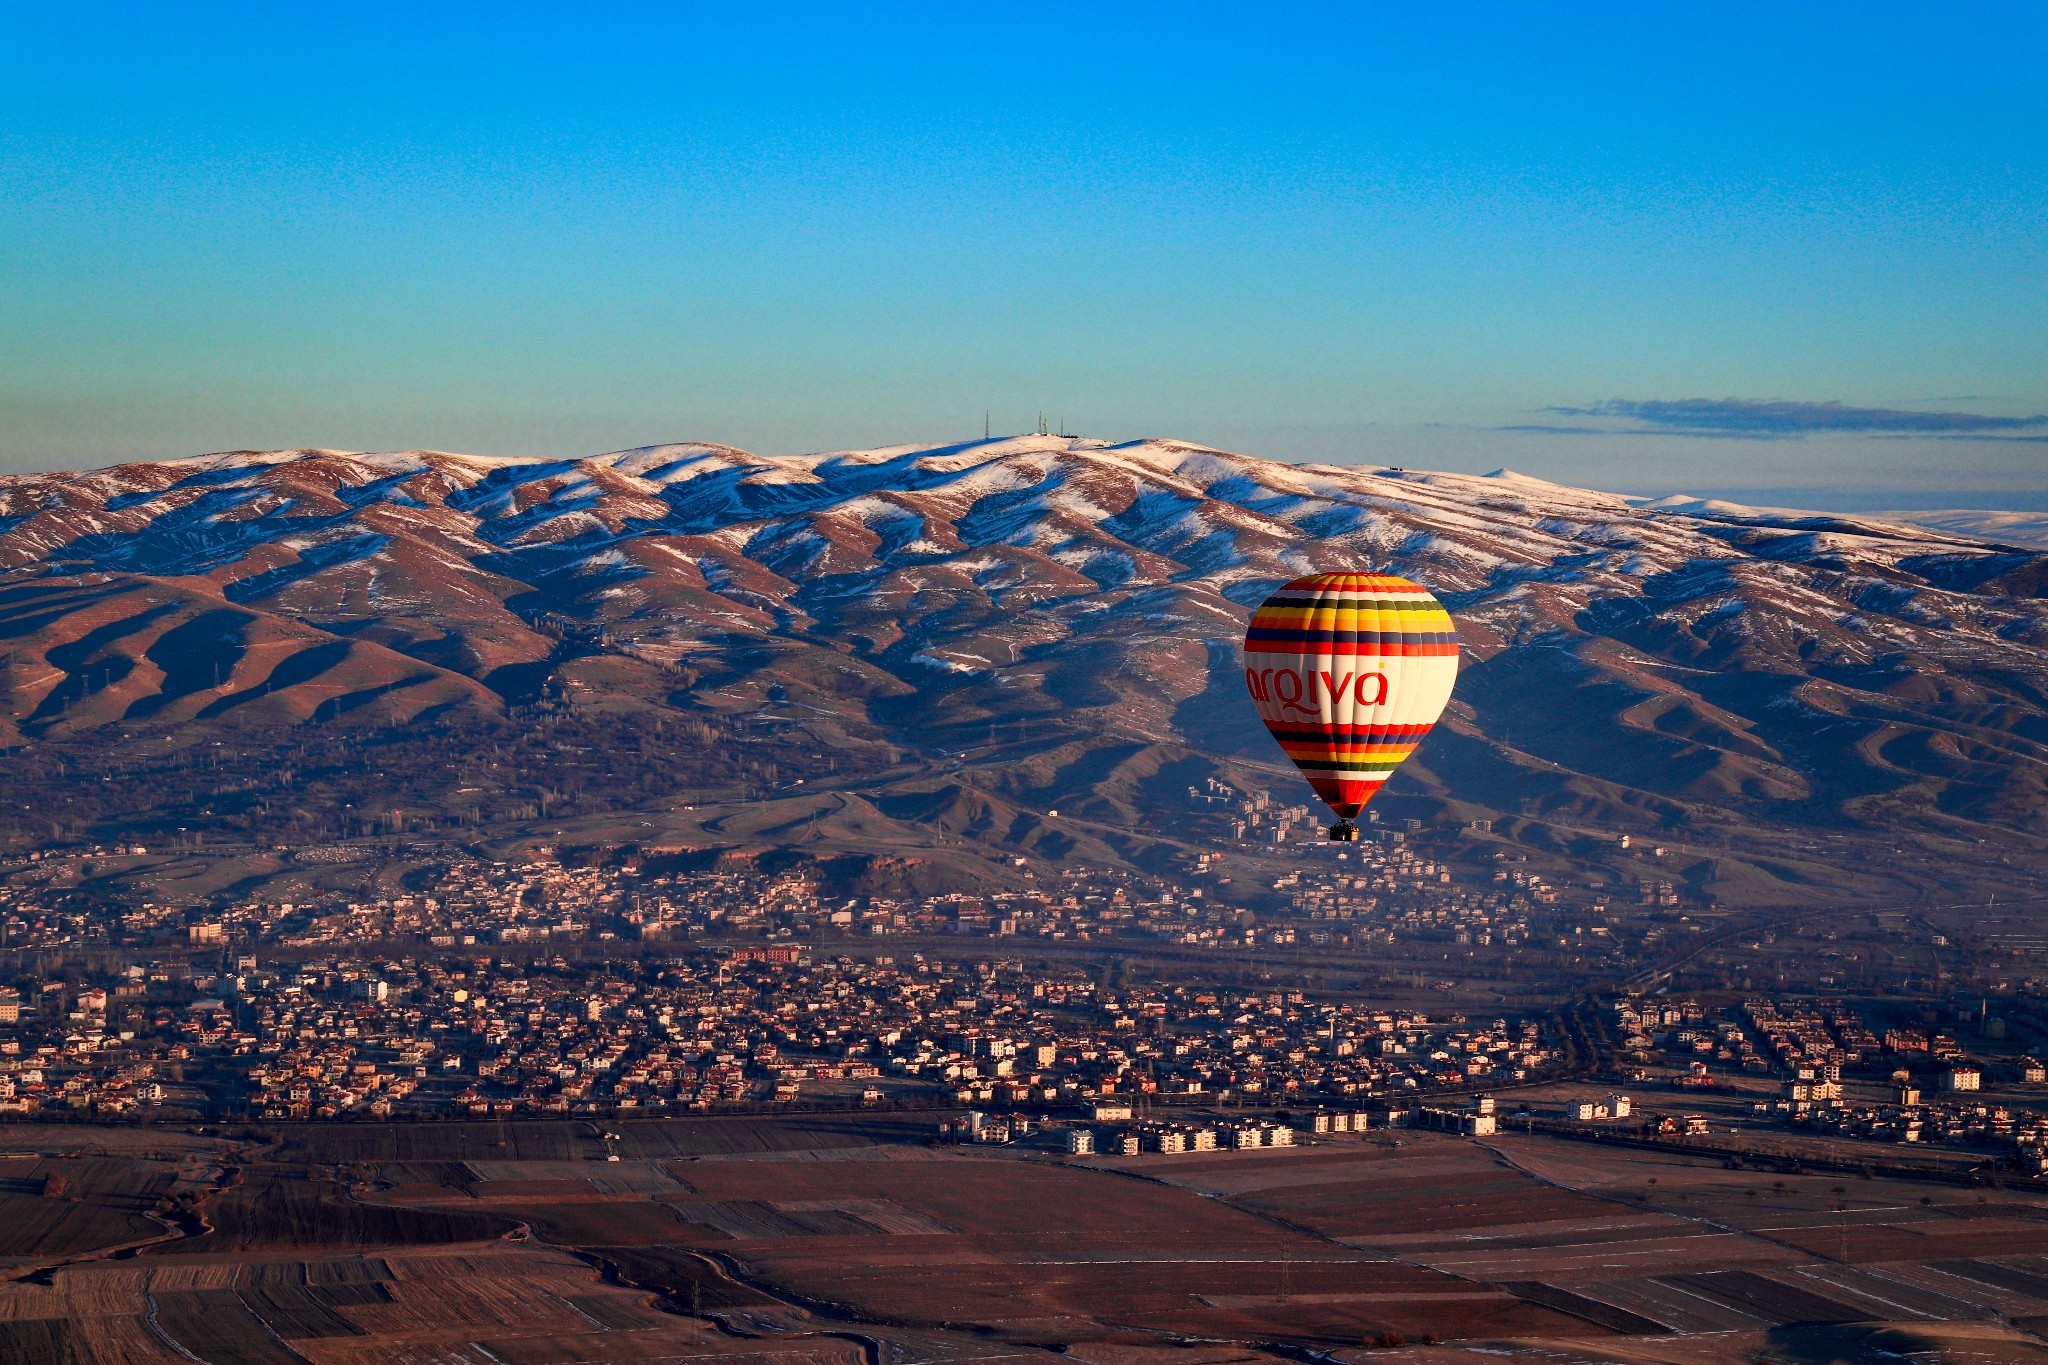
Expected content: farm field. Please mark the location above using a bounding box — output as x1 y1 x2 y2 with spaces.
0 1155 181 1258
0 1120 2044 1360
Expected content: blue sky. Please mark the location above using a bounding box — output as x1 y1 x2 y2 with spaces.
3 3 2044 505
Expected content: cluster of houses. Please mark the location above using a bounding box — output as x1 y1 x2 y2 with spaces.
0 850 1511 952
1185 778 1316 844
0 826 1656 1031
1274 844 1630 965
1609 993 2048 1170
944 1095 1508 1153
0 816 1668 996
940 1106 1306 1153
1783 1092 2048 1172
0 941 1566 1117
0 979 183 1113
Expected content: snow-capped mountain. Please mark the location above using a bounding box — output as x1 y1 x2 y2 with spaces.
1866 508 2048 551
2 436 2044 879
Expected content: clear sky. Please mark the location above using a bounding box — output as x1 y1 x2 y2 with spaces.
3 3 2044 506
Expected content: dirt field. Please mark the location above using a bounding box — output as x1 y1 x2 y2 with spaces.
153 1163 517 1254
264 1110 934 1164
0 1156 177 1258
0 1119 2046 1360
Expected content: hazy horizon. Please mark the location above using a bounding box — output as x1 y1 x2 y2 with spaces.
5 427 2044 515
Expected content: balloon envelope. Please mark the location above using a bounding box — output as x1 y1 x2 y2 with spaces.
1242 572 1459 821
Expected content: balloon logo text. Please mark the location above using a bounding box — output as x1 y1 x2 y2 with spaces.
1244 667 1390 714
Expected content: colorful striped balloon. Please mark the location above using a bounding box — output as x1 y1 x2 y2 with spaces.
1242 572 1459 838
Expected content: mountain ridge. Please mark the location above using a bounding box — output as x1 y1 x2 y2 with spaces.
1 436 2044 898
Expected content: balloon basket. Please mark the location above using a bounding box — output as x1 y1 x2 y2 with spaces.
1327 820 1359 842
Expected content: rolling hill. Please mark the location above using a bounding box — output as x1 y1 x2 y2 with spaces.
2 436 2044 898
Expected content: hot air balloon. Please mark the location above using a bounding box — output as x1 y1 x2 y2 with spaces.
1242 572 1459 841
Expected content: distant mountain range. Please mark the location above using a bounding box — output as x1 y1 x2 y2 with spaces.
1635 497 2048 551
2 437 2044 898
1867 509 2048 551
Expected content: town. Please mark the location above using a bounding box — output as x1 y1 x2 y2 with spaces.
0 931 1562 1121
0 828 2043 1184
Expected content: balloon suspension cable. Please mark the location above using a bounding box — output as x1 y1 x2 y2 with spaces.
1327 819 1359 843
